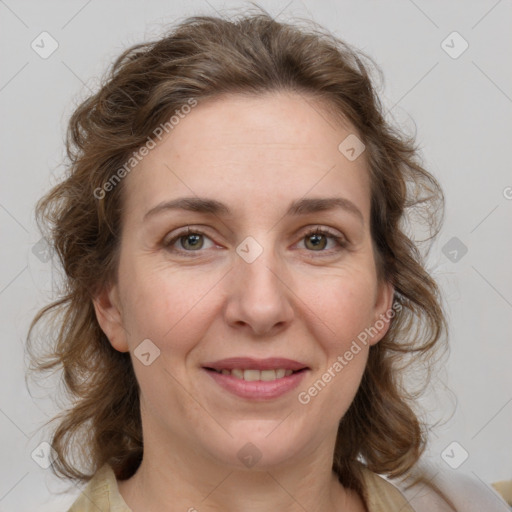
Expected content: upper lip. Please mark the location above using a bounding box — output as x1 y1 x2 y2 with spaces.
202 357 309 371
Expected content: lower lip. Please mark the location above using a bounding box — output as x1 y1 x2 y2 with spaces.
204 368 308 400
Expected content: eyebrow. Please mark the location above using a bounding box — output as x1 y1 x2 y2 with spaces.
143 196 364 223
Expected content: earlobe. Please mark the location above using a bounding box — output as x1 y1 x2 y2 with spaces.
92 283 129 353
369 280 395 346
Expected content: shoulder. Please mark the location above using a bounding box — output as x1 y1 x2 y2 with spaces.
360 467 416 512
388 464 509 512
67 465 131 512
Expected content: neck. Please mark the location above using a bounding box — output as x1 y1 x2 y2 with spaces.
122 462 343 512
117 431 365 511
118 402 365 512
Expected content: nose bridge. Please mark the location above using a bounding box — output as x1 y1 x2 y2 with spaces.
241 249 281 297
225 235 294 334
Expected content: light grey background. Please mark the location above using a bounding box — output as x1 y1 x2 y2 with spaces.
1 0 511 510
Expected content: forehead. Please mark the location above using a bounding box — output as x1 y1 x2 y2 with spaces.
122 92 371 223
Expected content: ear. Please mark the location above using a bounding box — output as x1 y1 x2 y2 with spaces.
368 279 395 347
92 282 129 353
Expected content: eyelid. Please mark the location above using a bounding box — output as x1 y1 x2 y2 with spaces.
298 225 345 241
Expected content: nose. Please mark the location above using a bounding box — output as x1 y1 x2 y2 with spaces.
223 244 295 337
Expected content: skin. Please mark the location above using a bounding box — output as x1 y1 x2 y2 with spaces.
94 91 394 512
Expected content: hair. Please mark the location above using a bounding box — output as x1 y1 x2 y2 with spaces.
27 7 448 506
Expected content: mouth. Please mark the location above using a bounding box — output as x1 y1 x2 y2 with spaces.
204 367 307 382
202 357 309 400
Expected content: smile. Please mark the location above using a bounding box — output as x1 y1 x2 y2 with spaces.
209 368 296 381
203 367 308 400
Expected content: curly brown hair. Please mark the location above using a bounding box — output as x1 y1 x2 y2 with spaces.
27 8 447 501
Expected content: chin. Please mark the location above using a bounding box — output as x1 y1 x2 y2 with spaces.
200 421 312 470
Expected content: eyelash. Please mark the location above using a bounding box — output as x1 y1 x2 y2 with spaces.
162 226 347 257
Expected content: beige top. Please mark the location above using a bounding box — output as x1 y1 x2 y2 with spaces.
67 463 511 512
67 464 415 512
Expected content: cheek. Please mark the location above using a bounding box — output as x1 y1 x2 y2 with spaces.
296 274 373 421
119 262 221 351
298 267 378 346
118 265 219 424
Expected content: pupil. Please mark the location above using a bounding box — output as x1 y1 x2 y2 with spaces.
183 234 202 249
308 233 326 250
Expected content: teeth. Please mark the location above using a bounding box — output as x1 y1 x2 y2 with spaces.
231 369 244 379
260 370 276 381
214 368 298 381
243 369 260 381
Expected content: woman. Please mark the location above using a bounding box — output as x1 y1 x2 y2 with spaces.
27 10 505 512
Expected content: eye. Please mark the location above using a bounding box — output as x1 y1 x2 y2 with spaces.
299 227 347 253
162 226 347 257
163 227 215 253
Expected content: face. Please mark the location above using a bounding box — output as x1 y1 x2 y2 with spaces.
94 92 394 470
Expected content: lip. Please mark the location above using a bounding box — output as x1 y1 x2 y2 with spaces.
202 357 309 371
204 367 308 400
